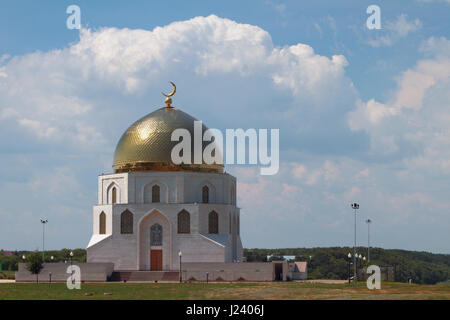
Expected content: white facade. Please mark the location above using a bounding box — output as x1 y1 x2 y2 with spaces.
87 171 243 271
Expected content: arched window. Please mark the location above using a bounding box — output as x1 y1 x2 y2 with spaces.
177 210 190 234
208 211 218 234
202 186 209 203
99 212 106 235
150 223 162 245
112 187 117 204
152 185 160 203
120 210 133 234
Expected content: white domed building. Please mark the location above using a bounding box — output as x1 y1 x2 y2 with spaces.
16 85 307 282
86 90 243 271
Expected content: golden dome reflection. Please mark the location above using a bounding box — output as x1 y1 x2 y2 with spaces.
113 102 224 173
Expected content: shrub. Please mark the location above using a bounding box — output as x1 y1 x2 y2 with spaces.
25 251 43 283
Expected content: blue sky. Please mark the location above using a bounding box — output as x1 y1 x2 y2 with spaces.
0 0 449 253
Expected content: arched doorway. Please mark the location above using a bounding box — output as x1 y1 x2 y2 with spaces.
150 223 163 270
137 210 171 270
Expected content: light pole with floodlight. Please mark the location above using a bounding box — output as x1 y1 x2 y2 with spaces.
351 203 359 285
366 219 372 262
40 219 48 262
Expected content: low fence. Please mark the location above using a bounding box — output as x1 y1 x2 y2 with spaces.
181 262 275 282
15 262 114 282
357 266 396 282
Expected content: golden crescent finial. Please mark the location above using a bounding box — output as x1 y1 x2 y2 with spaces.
162 81 176 98
162 81 176 108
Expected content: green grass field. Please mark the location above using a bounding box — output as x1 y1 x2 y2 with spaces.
1 281 449 300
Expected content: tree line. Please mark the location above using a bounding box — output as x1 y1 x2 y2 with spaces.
244 247 450 284
0 248 86 272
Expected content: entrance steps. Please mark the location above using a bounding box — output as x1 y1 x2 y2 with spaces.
109 271 179 282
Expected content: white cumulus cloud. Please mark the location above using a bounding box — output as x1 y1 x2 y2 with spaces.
367 14 422 47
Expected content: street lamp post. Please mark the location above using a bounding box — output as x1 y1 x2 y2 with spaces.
362 256 366 281
69 251 74 284
178 251 182 283
366 219 372 262
347 253 352 284
358 254 363 280
21 255 26 275
351 203 359 285
40 219 48 262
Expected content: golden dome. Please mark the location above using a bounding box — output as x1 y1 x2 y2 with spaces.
113 106 224 173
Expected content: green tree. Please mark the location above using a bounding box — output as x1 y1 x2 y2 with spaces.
25 251 43 283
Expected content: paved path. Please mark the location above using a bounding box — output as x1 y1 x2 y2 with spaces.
298 279 348 284
0 280 15 283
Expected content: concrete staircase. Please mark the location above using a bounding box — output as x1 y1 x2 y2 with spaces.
109 271 179 282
